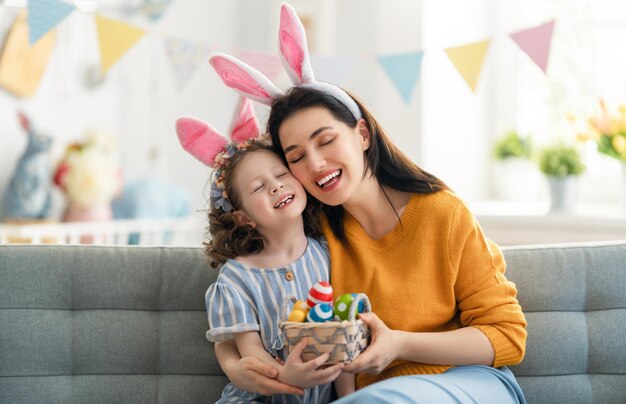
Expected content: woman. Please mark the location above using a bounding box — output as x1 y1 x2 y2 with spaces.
210 4 527 402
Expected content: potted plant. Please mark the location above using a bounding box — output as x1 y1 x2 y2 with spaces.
537 144 585 212
492 130 540 201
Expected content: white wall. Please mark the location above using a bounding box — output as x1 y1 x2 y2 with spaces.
4 0 624 224
0 0 429 222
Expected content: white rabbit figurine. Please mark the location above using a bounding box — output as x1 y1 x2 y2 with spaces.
2 112 53 221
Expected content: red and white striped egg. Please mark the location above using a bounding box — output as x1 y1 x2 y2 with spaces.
306 281 333 308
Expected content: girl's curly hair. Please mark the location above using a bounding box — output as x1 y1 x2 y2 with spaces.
204 143 322 268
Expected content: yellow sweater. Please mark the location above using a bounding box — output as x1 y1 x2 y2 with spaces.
322 191 527 389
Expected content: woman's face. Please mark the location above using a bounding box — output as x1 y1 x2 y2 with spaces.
278 106 370 206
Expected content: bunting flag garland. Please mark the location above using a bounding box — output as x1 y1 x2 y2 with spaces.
377 52 424 104
310 55 356 88
509 20 555 73
163 36 212 90
95 15 146 73
233 50 283 82
10 3 557 102
0 10 57 98
445 39 490 92
27 0 75 45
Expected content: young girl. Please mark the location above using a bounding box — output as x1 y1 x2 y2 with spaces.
208 3 527 403
176 97 350 403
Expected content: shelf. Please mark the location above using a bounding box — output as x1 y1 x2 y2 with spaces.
470 201 626 246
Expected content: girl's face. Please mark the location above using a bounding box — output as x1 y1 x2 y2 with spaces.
231 149 307 231
278 107 370 206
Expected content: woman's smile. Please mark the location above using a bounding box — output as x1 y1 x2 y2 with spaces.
315 169 342 190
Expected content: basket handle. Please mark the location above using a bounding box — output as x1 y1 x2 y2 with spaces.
280 295 298 322
347 293 371 321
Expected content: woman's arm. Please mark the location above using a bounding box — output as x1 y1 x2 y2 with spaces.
234 332 345 389
343 313 494 374
214 339 304 396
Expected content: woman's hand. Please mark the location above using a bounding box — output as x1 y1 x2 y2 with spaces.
278 338 345 389
229 355 306 396
343 312 400 375
215 340 304 396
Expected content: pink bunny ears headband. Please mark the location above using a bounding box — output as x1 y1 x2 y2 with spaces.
175 97 270 212
209 3 363 121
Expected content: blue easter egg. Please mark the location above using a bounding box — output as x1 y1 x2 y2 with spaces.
306 303 333 322
351 293 365 313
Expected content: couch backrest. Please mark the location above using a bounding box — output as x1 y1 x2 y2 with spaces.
0 245 226 404
503 241 626 404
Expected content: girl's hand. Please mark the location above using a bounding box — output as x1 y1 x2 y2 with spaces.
343 312 400 375
227 355 305 396
278 338 345 389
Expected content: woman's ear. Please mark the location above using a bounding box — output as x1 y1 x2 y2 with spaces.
233 210 256 228
357 119 371 151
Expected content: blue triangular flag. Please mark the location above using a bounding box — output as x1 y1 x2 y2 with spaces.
377 52 424 104
28 0 75 45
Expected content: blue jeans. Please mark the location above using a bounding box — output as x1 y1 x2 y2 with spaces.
333 366 526 404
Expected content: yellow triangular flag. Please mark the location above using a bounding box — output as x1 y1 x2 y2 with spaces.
95 14 146 73
444 39 490 92
0 10 57 98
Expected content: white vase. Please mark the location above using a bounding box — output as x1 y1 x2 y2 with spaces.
547 175 578 212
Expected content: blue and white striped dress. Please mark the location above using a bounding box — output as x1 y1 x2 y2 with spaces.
206 237 331 404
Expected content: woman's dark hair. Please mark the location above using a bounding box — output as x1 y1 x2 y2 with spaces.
204 144 321 268
267 86 449 241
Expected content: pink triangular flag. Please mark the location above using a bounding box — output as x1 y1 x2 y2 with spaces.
233 50 283 82
509 20 555 73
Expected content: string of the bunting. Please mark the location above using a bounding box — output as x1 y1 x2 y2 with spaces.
9 0 556 102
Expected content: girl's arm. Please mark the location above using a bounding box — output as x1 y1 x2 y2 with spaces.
234 332 345 389
334 372 356 398
214 340 304 396
343 313 494 375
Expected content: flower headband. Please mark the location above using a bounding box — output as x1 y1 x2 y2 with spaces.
208 2 362 121
175 97 270 212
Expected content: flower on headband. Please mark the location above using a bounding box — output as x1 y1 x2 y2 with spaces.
209 135 272 213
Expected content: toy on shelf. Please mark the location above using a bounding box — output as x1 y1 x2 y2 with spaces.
2 112 53 222
280 282 371 365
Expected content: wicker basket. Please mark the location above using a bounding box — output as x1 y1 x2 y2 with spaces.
279 293 371 364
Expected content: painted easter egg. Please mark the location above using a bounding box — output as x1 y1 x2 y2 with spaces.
288 309 306 322
306 303 334 322
333 294 353 321
293 299 309 313
351 293 365 313
307 281 333 308
334 293 365 321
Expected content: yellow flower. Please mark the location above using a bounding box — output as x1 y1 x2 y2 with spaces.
612 135 626 154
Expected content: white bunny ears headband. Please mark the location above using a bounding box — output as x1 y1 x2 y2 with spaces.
175 97 270 212
209 2 363 121
175 3 360 212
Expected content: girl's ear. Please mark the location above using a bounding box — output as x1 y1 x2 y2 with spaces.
357 119 371 151
233 210 256 228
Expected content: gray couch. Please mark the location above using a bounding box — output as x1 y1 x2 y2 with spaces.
1 242 625 403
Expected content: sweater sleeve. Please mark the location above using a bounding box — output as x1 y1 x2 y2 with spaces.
448 200 527 367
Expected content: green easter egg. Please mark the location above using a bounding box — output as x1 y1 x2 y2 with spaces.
333 293 353 321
